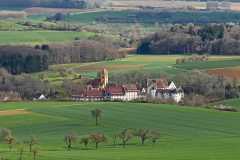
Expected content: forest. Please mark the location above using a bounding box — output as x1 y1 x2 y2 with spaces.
0 38 120 75
137 24 240 55
0 0 103 9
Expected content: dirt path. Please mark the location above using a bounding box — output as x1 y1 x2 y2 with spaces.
0 109 29 116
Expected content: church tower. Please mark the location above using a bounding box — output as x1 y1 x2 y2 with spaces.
101 68 108 87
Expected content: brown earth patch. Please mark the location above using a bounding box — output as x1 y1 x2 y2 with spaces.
73 64 147 71
26 7 100 15
204 67 240 83
0 109 29 116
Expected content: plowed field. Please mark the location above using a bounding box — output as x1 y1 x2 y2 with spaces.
204 67 240 82
73 64 147 71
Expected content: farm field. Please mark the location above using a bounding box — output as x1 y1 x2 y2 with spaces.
213 98 240 109
0 31 118 45
0 7 27 11
204 67 240 83
63 10 240 33
172 58 240 70
1 101 240 159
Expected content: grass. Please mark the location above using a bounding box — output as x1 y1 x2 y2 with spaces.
27 13 55 21
211 98 240 110
1 101 240 159
172 58 240 70
0 7 27 11
0 30 118 45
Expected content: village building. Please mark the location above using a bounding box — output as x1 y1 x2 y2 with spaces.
71 90 105 101
33 93 46 100
147 78 184 102
105 86 125 101
123 84 140 101
86 69 108 90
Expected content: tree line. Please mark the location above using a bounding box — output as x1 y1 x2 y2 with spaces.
137 24 240 55
0 68 56 100
0 11 27 20
0 0 103 9
0 45 49 75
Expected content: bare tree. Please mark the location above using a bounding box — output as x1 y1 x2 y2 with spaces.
91 108 102 126
111 132 118 146
119 128 133 148
18 145 25 160
0 127 11 143
31 145 41 160
80 135 91 148
134 127 151 145
24 133 39 151
5 136 20 153
91 132 108 149
63 131 79 151
38 72 47 82
150 131 163 146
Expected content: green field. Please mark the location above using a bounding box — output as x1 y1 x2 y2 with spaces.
0 30 118 45
173 58 240 70
213 98 240 110
0 7 27 11
1 101 240 159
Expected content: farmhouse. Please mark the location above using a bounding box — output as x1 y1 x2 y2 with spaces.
71 90 105 101
123 84 139 101
147 78 184 102
105 86 125 101
86 68 108 90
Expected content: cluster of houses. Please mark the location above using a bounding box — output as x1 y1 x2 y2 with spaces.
71 69 184 102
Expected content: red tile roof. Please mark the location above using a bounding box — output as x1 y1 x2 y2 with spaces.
71 90 105 98
86 78 103 88
102 68 108 75
124 84 139 92
148 79 168 88
105 86 125 95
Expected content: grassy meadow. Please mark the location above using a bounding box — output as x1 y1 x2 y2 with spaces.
0 30 118 45
173 58 240 70
1 101 240 159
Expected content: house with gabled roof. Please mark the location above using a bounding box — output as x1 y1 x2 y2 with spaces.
71 90 105 101
105 86 125 101
147 78 184 102
123 84 140 101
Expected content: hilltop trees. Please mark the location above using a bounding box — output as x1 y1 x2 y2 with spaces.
91 132 108 149
63 131 79 151
119 128 133 148
91 108 102 126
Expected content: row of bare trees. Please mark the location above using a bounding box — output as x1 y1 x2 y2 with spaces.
64 127 163 150
0 128 40 160
0 11 27 19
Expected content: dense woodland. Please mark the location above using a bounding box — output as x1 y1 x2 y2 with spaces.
0 45 49 75
0 0 103 9
0 38 120 75
137 24 240 55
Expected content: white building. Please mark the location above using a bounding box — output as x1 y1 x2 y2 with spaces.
147 78 184 102
123 84 139 101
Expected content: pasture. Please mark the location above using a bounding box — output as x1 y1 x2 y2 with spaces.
0 7 26 11
173 58 240 70
0 30 118 45
1 101 240 159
